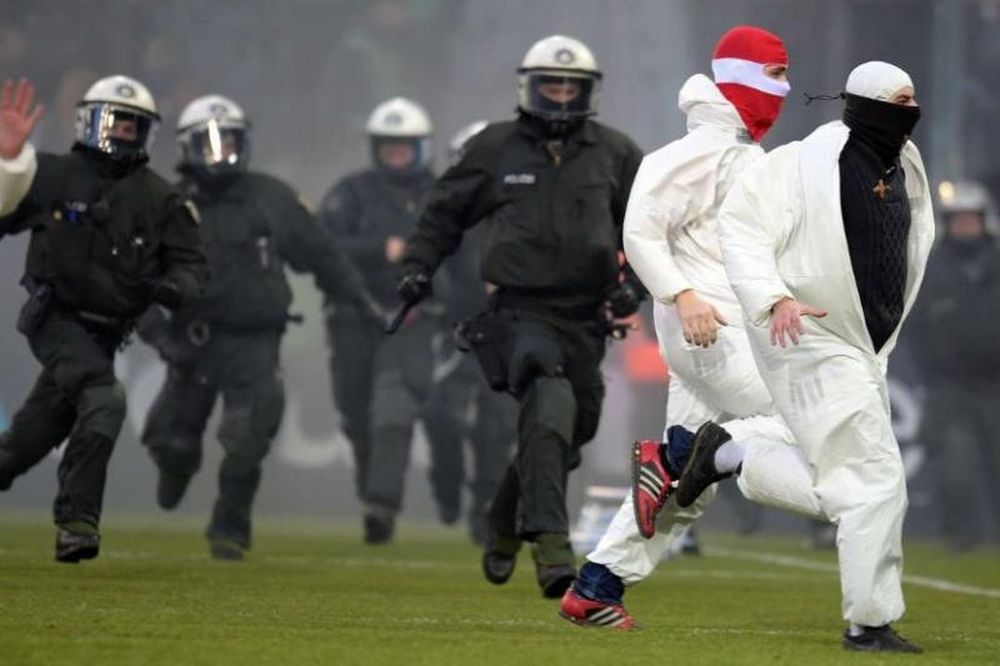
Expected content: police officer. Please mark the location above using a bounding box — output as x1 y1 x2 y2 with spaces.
421 120 518 544
908 180 1000 551
397 36 645 597
138 95 381 561
0 75 206 563
318 97 451 544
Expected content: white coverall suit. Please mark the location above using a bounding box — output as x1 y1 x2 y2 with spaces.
718 120 934 626
0 143 36 217
587 74 806 584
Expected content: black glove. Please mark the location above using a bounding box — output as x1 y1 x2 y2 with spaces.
397 268 433 305
606 281 643 318
151 280 182 310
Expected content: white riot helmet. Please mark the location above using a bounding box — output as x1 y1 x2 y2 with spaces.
176 95 250 174
447 120 488 164
937 180 1000 235
75 75 160 162
516 35 602 122
366 97 433 172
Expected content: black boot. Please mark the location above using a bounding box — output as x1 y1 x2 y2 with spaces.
157 470 193 510
842 625 923 653
363 511 395 545
675 422 734 508
532 533 576 598
55 527 100 564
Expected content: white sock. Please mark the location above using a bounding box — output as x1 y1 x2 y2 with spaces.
713 440 745 474
848 623 865 637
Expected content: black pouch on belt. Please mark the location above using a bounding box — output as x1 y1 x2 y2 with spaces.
16 281 53 336
455 309 514 393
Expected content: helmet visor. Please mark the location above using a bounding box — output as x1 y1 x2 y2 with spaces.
182 122 249 169
522 72 597 119
77 103 158 159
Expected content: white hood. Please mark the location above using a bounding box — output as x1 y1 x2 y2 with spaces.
678 74 745 134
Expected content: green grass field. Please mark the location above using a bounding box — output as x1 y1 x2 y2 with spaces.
0 516 997 665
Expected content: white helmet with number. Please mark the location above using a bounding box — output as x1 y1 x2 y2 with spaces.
74 75 160 162
937 179 999 235
516 35 602 121
176 94 250 173
365 97 433 171
447 120 489 164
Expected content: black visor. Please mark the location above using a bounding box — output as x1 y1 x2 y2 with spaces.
183 125 249 169
522 72 597 120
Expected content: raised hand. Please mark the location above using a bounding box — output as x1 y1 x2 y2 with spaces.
0 78 44 160
769 297 827 347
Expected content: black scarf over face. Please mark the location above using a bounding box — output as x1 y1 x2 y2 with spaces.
842 93 921 167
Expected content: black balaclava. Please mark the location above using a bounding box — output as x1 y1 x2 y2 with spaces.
842 93 920 167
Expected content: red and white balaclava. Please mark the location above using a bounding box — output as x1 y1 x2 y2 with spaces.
711 26 789 142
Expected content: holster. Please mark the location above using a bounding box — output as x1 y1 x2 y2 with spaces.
16 281 53 337
455 309 514 393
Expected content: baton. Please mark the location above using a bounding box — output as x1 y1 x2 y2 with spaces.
385 300 417 334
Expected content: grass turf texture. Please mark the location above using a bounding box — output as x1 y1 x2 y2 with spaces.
0 517 997 665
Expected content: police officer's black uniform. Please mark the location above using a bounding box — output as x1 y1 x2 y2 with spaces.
907 233 1000 550
0 146 206 560
319 166 460 541
422 236 518 543
401 113 643 594
139 169 376 559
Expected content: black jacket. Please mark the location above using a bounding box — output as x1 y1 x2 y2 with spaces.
317 167 437 309
403 116 644 312
177 170 370 331
907 237 1000 385
0 147 206 319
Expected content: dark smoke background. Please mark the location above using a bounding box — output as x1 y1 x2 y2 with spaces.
0 0 996 542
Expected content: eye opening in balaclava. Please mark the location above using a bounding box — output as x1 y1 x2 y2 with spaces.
711 25 790 142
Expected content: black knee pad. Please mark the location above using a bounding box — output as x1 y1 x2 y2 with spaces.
218 409 272 470
152 436 203 476
523 376 576 444
76 382 127 440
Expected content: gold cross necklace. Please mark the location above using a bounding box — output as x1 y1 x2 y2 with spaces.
873 165 897 201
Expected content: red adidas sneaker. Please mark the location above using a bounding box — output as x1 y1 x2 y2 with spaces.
559 588 635 629
631 440 676 539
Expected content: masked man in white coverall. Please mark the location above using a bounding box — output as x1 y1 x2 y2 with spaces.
559 24 799 630
675 61 931 653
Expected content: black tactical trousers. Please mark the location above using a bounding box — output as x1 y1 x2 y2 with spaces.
364 316 451 514
484 309 606 543
142 330 284 549
0 310 126 531
423 354 517 518
921 382 1000 550
327 315 380 499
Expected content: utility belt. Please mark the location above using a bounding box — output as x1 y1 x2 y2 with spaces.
456 288 631 395
180 313 304 347
17 278 134 341
490 287 602 322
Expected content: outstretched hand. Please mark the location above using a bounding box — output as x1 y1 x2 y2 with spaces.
675 289 728 348
0 78 44 161
770 297 827 347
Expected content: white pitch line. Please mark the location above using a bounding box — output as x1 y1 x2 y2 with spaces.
707 547 1000 600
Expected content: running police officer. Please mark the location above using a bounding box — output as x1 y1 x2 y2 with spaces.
319 97 456 544
0 76 206 563
396 36 645 597
421 120 518 544
138 95 382 560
